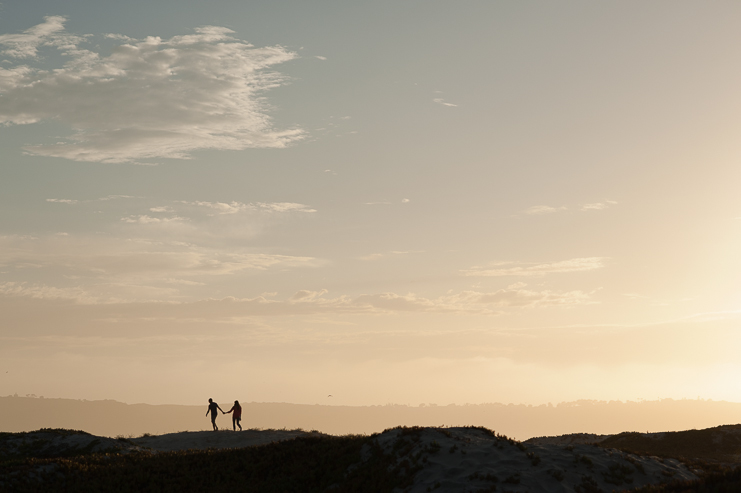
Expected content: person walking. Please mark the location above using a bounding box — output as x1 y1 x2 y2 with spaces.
205 398 225 431
225 400 242 431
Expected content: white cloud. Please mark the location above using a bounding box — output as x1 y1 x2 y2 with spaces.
0 282 94 302
257 202 316 213
0 18 303 163
99 195 137 201
46 198 78 204
189 201 252 214
0 16 73 59
522 205 566 215
291 289 328 301
149 206 174 213
47 195 136 205
464 257 606 277
185 200 316 214
315 55 327 60
401 198 410 203
433 98 457 107
359 251 416 261
121 215 187 224
522 201 617 215
581 200 618 211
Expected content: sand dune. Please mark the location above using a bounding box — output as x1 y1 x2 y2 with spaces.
131 429 322 452
2 426 708 492
369 427 696 492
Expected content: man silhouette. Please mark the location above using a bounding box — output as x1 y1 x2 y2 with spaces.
205 398 225 431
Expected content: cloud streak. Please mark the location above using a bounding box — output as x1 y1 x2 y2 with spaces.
581 200 618 211
433 98 457 107
0 283 593 314
521 201 617 215
522 205 566 215
0 17 303 163
464 257 606 277
185 201 316 215
0 233 320 303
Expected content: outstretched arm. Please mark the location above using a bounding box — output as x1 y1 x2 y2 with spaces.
217 405 225 413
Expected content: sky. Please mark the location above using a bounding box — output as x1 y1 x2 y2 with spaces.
1 0 741 407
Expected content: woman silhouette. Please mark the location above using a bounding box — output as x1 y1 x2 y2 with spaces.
224 400 242 431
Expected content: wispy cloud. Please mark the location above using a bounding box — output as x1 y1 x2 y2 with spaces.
464 257 606 277
0 16 76 59
121 215 187 224
46 198 78 204
47 195 137 205
259 202 316 213
0 235 320 303
581 200 618 211
433 98 457 107
522 205 566 215
0 17 303 163
99 195 137 201
359 251 419 261
0 282 593 313
521 200 617 215
185 201 316 214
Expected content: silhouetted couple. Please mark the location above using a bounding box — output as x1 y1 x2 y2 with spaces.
205 398 242 431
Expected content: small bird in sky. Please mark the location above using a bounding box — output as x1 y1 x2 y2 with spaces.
328 395 332 397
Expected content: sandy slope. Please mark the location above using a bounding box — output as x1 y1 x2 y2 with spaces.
131 429 321 452
369 427 697 492
0 429 144 457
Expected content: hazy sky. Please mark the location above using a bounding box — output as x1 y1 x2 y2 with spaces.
1 1 741 406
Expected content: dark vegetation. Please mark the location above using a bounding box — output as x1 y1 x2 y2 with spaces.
0 428 131 461
1 434 392 492
631 467 741 493
0 427 444 493
599 425 741 463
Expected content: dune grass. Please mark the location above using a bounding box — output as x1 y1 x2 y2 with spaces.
599 425 741 463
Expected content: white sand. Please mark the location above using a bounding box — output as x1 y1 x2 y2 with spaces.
369 427 697 492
